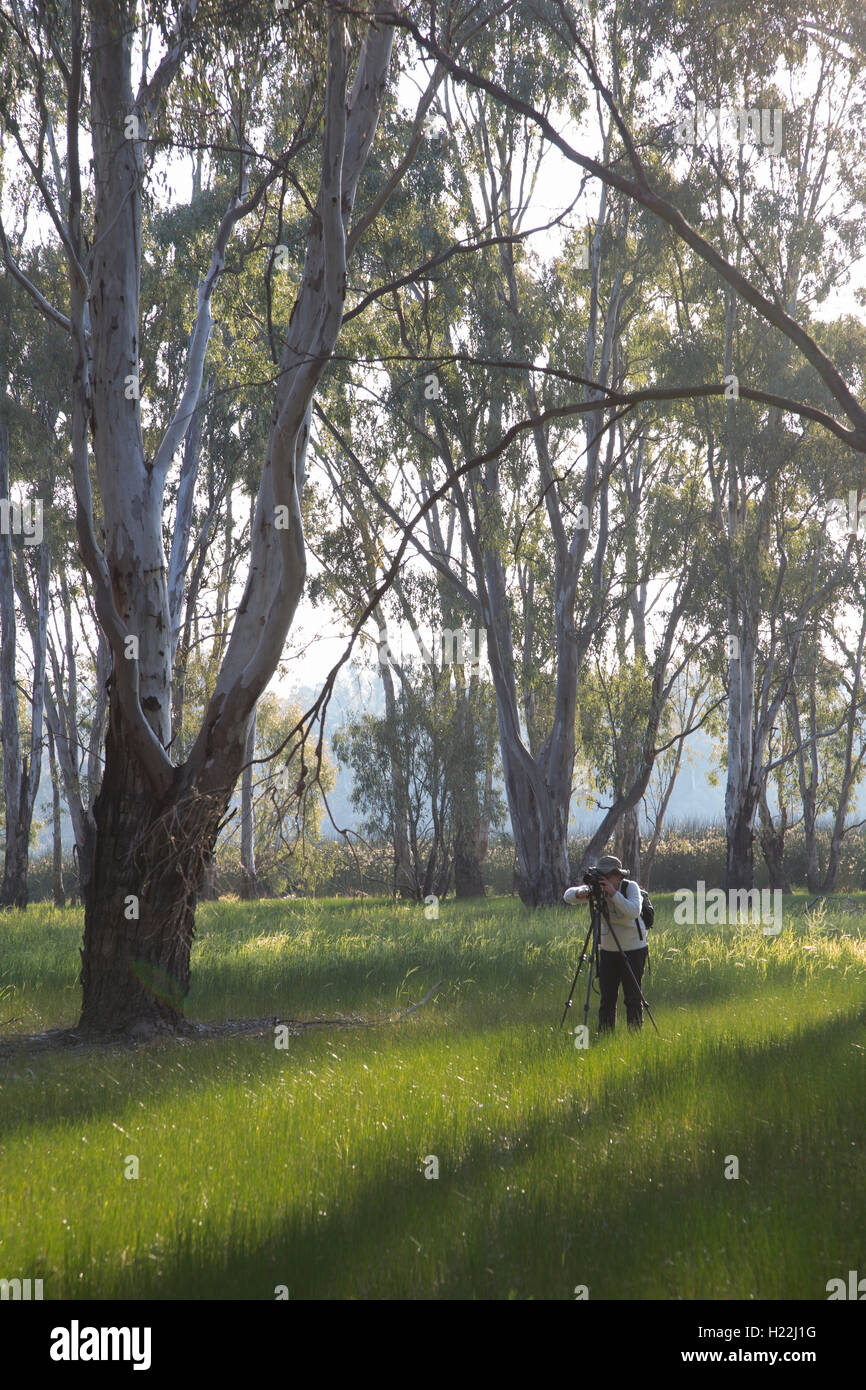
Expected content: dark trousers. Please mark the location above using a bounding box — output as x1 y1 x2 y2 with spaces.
598 946 648 1032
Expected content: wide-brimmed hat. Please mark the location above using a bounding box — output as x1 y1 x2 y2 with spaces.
596 854 628 876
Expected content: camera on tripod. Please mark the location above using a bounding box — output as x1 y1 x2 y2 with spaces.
581 865 608 902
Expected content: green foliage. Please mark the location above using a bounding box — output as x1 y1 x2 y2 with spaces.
215 694 335 894
332 660 504 897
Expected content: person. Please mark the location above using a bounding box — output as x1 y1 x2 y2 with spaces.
563 854 648 1032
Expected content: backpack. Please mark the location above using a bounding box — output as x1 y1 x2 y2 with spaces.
624 878 654 930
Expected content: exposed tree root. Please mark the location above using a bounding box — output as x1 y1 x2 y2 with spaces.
0 982 444 1058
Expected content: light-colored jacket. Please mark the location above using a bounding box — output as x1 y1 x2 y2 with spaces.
600 878 646 952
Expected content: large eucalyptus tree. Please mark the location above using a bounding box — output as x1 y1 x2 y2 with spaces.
0 0 401 1033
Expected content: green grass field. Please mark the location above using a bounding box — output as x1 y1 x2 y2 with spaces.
0 893 864 1299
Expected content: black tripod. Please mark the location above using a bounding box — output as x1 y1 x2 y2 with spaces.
560 886 659 1034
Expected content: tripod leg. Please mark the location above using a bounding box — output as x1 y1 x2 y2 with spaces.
560 921 593 1028
583 911 600 1029
583 948 595 1030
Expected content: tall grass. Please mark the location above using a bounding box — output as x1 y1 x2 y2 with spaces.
0 894 864 1298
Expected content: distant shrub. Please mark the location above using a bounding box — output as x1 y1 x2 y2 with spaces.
18 820 866 901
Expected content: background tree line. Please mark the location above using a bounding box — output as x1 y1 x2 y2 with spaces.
1 0 865 1033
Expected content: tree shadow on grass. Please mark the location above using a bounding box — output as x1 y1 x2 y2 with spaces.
185 932 793 1025
1 945 857 1136
58 1003 866 1300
